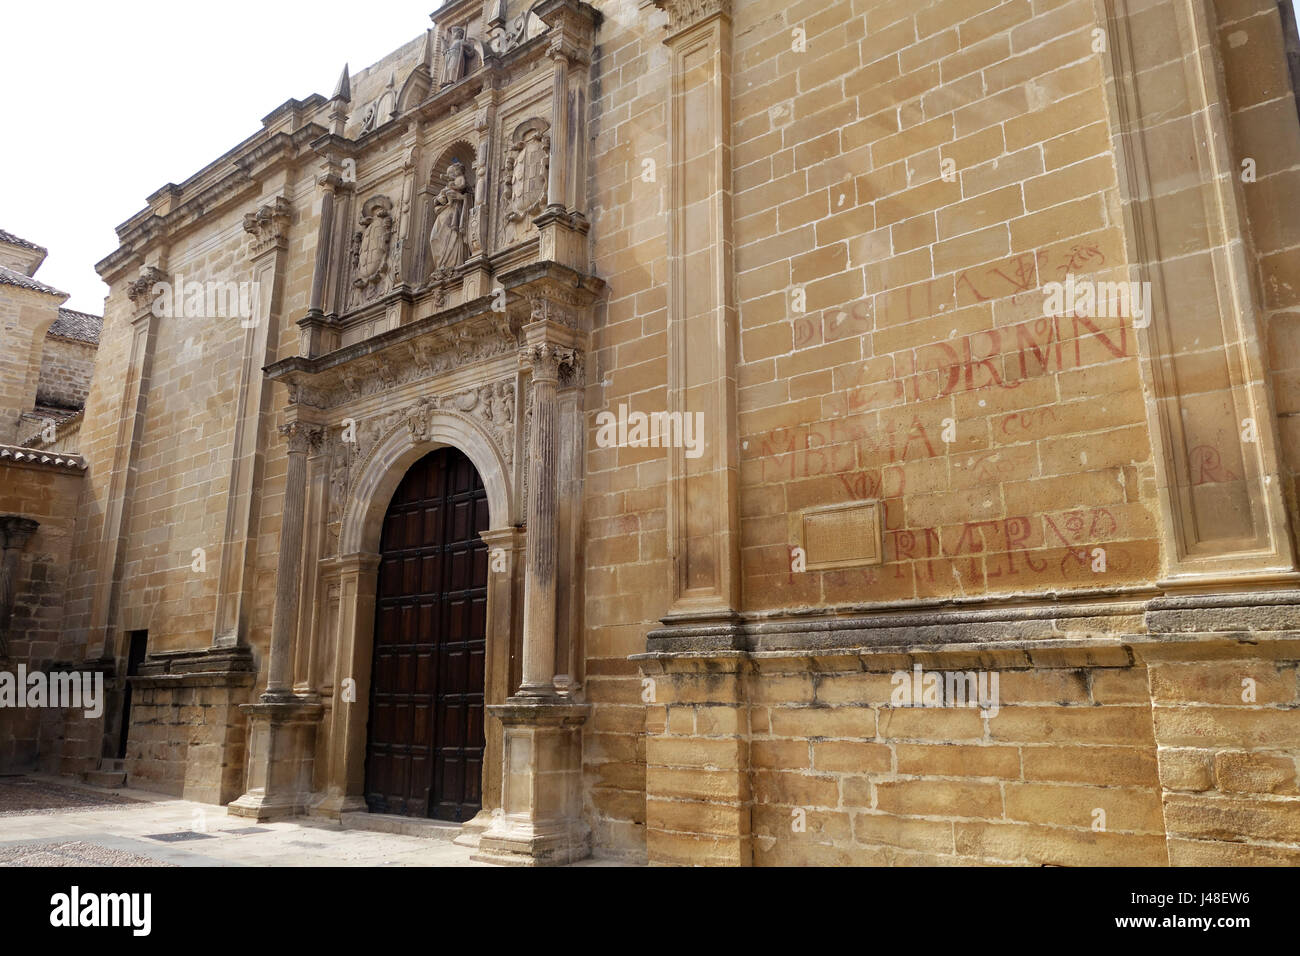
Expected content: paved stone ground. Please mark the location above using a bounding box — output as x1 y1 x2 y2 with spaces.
0 775 620 867
0 776 139 816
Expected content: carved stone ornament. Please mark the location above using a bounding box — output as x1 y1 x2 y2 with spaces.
503 120 551 241
324 379 517 537
528 292 579 330
428 161 470 282
653 0 732 34
127 266 169 309
492 7 534 55
442 25 477 86
279 421 325 455
243 197 292 257
523 342 578 383
350 195 394 306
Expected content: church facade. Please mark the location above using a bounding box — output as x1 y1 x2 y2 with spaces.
3 0 1300 865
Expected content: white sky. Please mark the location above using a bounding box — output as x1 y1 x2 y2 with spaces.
4 1 1300 314
1 1 443 314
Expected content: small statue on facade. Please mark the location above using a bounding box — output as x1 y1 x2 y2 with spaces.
442 26 475 87
428 161 470 279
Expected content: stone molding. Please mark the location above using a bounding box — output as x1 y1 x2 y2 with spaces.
653 0 730 38
243 196 293 258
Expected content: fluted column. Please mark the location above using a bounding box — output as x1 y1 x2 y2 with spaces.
264 420 322 702
517 343 575 697
545 52 570 213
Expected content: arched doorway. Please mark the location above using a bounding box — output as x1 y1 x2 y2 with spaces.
363 446 489 821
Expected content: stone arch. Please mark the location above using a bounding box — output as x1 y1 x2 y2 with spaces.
340 408 513 556
322 405 520 823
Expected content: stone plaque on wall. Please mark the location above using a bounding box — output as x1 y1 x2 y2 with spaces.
794 500 884 571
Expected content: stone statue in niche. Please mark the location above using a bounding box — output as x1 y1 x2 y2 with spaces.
350 195 394 307
503 120 550 243
442 26 476 87
427 160 470 281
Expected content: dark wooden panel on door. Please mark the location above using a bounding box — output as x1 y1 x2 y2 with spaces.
364 447 488 822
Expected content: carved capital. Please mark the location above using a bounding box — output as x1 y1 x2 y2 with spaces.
279 421 325 455
0 517 40 551
653 0 730 37
523 342 579 384
243 196 293 258
127 266 169 309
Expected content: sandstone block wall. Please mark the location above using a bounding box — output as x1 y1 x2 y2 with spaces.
35 336 96 413
0 288 60 445
126 677 252 804
0 460 86 771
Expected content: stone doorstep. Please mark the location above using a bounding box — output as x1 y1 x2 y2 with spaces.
338 811 463 844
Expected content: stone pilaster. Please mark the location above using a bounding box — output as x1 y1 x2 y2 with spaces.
1100 0 1298 583
212 196 292 648
316 551 381 818
652 0 742 640
532 0 600 271
477 264 601 864
86 266 166 666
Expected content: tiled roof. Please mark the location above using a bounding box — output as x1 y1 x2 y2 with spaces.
0 444 87 471
49 307 103 344
0 228 47 254
0 263 65 297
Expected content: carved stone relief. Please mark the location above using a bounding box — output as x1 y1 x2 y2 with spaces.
502 120 551 245
349 196 395 308
242 196 292 258
323 378 518 548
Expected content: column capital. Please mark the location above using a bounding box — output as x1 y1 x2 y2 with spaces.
126 266 169 317
522 342 579 383
653 0 731 39
279 421 325 455
243 196 293 259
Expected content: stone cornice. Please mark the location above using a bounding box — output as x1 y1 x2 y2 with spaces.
638 584 1300 660
97 125 326 284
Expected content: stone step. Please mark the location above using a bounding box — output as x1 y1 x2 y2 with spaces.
339 811 463 843
83 771 127 789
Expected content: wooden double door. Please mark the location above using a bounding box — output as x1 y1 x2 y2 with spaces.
364 447 489 821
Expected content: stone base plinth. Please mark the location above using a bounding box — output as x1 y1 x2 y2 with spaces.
472 699 590 867
228 699 322 821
